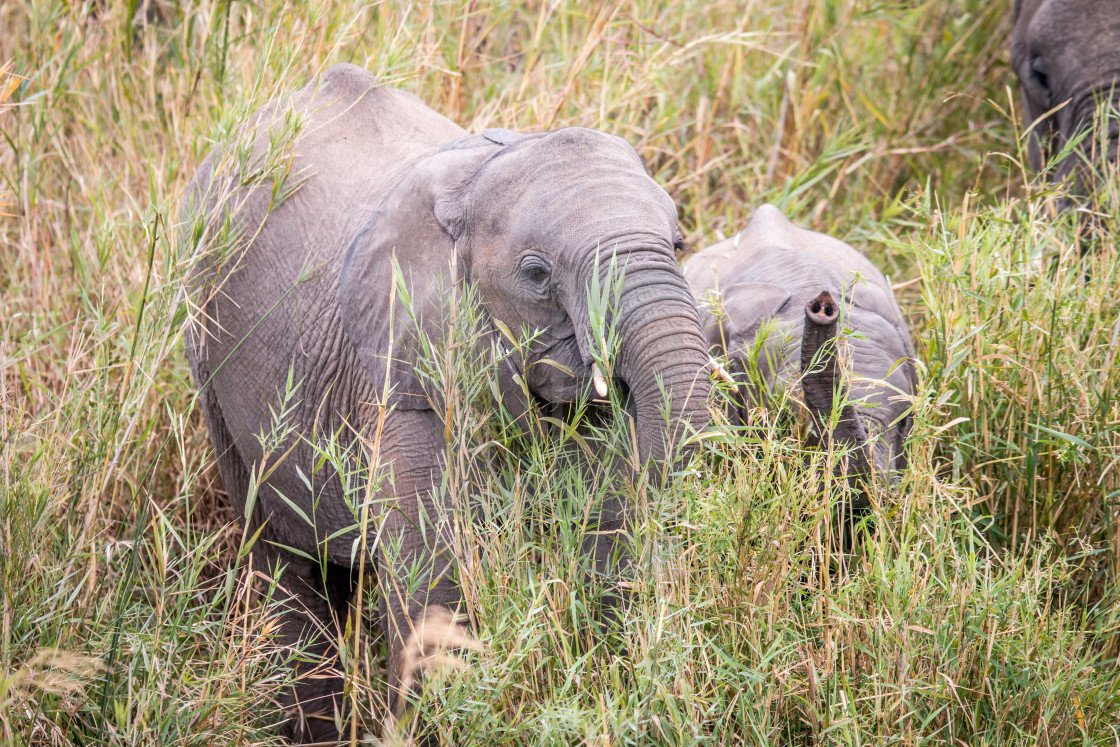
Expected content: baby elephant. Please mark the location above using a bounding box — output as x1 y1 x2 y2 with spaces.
684 205 917 498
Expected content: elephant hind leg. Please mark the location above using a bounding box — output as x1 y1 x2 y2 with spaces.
191 349 361 740
195 357 345 736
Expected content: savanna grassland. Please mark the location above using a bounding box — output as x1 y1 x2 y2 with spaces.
2 1 1119 745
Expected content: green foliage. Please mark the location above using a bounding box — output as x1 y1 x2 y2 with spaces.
0 1 1117 744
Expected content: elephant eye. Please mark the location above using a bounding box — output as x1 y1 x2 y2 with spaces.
519 255 551 287
1030 55 1050 92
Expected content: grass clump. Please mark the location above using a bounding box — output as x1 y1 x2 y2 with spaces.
1 1 1118 744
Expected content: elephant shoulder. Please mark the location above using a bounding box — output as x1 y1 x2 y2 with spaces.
281 70 463 192
210 64 464 218
184 65 466 282
309 66 464 148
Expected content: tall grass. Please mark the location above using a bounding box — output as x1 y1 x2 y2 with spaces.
1 1 1117 744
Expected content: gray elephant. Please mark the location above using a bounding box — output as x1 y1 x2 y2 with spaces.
182 64 711 742
684 205 916 508
1012 0 1120 197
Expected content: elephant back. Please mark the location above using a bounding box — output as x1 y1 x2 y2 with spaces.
183 64 465 295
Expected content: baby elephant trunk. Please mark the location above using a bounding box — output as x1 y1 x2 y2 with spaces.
800 291 871 480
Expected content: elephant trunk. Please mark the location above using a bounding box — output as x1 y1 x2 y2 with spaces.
1073 84 1120 161
609 260 712 476
1055 85 1120 201
800 291 871 478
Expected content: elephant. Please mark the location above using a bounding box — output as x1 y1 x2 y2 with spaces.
182 64 712 742
1012 0 1120 198
684 205 916 513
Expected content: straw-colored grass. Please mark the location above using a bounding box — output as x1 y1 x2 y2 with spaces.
1 1 1117 744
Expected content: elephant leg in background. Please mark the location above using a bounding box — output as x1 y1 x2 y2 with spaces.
261 542 356 744
581 491 633 627
374 409 465 719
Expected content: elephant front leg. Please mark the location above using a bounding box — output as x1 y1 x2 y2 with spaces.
373 411 473 730
378 507 465 721
581 491 634 628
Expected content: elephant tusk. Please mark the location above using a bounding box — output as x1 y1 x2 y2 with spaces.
592 362 610 398
710 358 738 391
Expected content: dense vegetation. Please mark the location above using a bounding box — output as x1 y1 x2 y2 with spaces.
1 1 1117 744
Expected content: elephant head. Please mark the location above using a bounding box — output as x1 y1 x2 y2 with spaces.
341 127 711 468
799 290 912 501
1012 0 1120 196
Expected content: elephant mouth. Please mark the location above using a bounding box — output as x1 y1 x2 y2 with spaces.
532 359 633 411
522 332 603 405
520 324 641 410
591 373 631 407
547 376 633 433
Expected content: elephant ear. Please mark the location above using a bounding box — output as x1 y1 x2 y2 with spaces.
338 137 500 411
339 130 548 414
702 281 792 353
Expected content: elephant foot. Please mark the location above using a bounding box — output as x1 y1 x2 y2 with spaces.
384 606 482 745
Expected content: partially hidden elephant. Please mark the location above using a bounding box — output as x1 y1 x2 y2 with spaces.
1012 0 1120 197
684 205 916 507
182 64 712 742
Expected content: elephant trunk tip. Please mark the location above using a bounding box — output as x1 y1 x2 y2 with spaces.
801 290 840 376
806 290 838 327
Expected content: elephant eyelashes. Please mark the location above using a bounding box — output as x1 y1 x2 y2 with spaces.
519 256 551 287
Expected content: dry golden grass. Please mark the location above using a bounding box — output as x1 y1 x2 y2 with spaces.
1 1 1117 745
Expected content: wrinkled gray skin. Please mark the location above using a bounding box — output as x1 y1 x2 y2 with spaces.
684 205 916 494
184 65 710 742
1012 0 1120 197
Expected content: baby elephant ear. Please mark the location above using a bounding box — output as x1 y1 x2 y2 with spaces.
432 130 545 238
703 281 793 352
338 140 502 410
